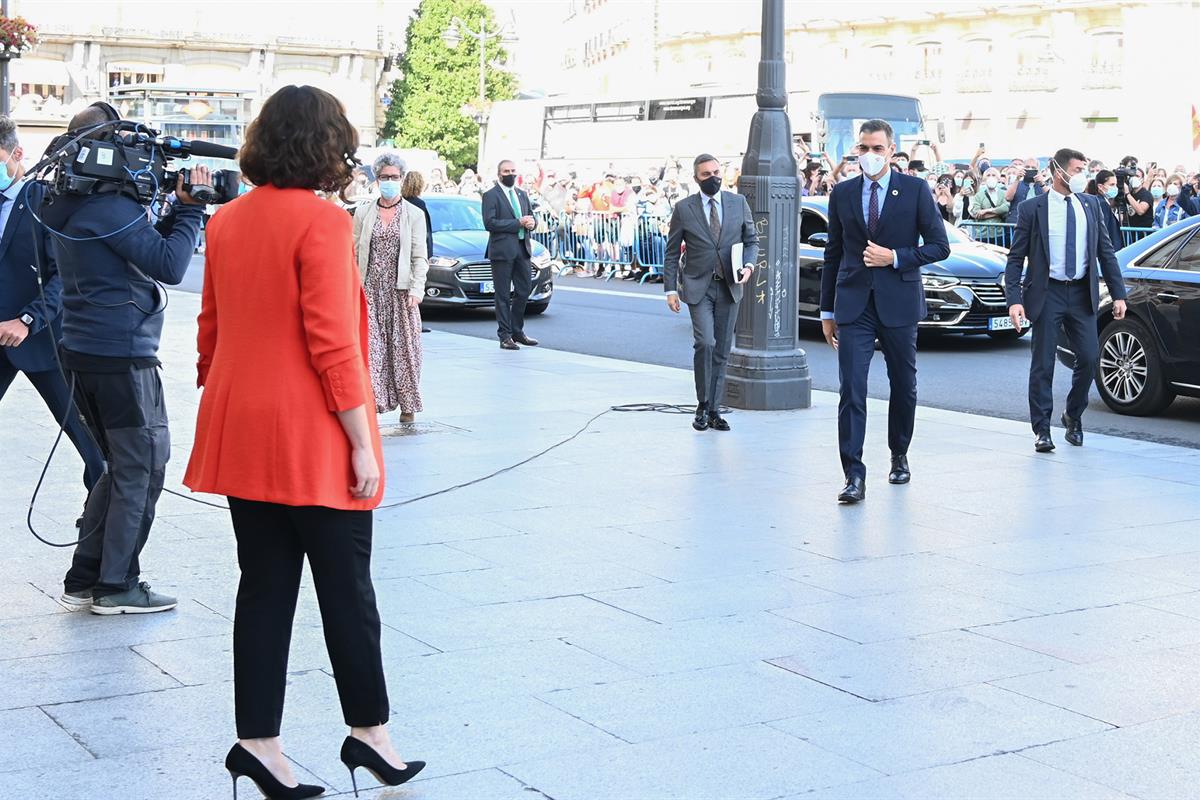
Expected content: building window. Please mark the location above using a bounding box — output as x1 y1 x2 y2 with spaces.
108 66 165 89
914 41 943 84
866 44 894 82
1085 29 1122 89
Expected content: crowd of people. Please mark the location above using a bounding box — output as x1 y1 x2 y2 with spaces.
348 146 1198 284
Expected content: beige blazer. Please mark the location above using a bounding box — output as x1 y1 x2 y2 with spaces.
352 199 430 296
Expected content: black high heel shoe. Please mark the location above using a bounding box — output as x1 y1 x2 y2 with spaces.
225 743 325 800
340 736 426 797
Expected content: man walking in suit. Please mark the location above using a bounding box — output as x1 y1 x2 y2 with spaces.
821 119 950 504
1005 147 1127 452
482 160 538 350
663 153 758 431
0 116 105 497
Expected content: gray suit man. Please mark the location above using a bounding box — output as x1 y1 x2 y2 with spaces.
664 153 758 431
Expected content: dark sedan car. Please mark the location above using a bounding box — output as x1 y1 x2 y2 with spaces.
1057 215 1200 416
420 194 555 313
797 197 1025 338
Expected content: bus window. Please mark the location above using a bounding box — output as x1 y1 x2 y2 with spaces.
818 93 923 161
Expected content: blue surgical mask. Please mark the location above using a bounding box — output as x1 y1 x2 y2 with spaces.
378 180 401 200
1104 186 1118 200
0 154 16 192
1150 186 1165 200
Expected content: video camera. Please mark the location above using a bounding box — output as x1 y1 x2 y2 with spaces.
37 118 242 206
1114 157 1138 191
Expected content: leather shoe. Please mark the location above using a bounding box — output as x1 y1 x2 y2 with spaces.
513 333 539 346
692 403 710 432
888 454 911 484
1034 432 1055 453
837 476 866 504
500 338 520 351
1061 413 1083 446
707 412 730 432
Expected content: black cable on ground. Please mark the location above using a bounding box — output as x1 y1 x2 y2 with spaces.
151 402 720 514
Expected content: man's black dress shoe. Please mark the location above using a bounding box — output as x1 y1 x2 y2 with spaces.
513 333 539 346
1034 432 1055 453
1061 413 1083 446
888 454 911 484
707 412 730 432
500 338 520 351
838 476 866 504
692 403 710 431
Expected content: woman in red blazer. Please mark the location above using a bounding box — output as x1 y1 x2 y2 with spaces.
184 86 424 800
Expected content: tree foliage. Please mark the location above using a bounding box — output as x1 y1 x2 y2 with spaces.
383 0 517 177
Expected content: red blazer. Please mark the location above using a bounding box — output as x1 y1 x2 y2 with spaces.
184 186 384 510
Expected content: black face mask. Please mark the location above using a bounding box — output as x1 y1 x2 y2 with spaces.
499 174 516 188
699 175 722 196
632 185 642 194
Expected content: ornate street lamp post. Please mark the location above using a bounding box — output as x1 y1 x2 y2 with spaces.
442 16 512 170
725 0 812 410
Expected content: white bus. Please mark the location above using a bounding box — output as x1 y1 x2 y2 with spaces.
481 90 939 172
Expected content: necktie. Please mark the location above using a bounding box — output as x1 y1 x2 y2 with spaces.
868 182 880 238
708 197 722 279
509 189 524 240
1065 196 1077 279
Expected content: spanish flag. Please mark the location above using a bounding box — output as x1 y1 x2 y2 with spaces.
1193 104 1200 150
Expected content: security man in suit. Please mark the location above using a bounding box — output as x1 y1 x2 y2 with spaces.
821 119 951 504
663 153 758 432
1005 147 1127 453
481 159 538 350
0 115 105 492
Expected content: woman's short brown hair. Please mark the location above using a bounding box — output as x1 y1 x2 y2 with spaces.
238 85 359 196
401 171 425 199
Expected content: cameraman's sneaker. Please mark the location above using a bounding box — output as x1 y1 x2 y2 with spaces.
59 589 93 611
91 583 177 616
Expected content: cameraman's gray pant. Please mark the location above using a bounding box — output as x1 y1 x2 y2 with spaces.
64 366 170 599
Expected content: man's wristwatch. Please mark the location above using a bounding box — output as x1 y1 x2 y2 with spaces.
18 313 33 328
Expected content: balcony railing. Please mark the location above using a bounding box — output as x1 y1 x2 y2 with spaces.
1009 65 1055 92
1082 62 1122 90
955 67 993 94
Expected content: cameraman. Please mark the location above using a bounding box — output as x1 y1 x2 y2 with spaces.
1117 156 1153 229
45 103 210 615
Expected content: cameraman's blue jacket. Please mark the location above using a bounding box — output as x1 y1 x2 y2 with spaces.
45 191 203 360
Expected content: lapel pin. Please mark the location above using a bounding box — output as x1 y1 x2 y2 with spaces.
891 189 899 196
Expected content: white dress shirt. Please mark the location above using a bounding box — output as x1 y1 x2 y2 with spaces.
1047 189 1088 281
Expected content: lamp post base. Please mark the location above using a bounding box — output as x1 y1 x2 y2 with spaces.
724 347 811 410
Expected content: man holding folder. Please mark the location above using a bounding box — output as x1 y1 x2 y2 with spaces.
663 153 758 431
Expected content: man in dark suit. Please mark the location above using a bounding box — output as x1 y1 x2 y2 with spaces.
0 116 105 496
821 119 950 504
482 159 538 350
663 153 758 432
1005 147 1128 453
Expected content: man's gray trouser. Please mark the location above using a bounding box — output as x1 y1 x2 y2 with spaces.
687 277 738 406
64 365 169 599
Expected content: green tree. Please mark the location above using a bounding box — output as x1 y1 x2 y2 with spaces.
383 0 517 176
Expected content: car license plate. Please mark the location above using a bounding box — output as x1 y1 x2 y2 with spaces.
988 315 1015 331
479 281 494 294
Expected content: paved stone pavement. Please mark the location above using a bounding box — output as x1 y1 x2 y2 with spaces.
1 290 1198 800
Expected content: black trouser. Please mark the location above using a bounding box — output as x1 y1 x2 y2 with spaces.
837 292 918 481
0 349 105 491
1028 280 1099 434
491 252 533 340
228 498 390 739
64 365 169 598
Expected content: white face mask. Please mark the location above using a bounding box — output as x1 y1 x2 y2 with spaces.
1166 184 1181 197
1129 176 1143 189
985 176 999 190
1067 172 1089 195
859 151 887 178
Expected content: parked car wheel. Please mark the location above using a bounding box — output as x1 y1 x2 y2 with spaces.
526 301 549 315
1095 318 1175 416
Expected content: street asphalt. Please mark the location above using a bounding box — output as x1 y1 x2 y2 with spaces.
180 255 1200 449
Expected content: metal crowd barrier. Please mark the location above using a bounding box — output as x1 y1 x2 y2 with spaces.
957 221 1157 252
533 209 671 282
1119 227 1156 248
957 221 1017 249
